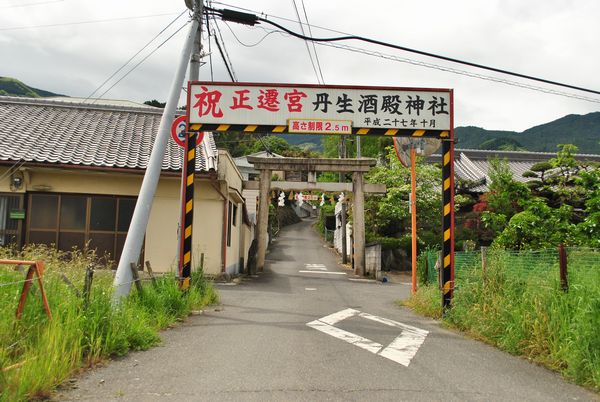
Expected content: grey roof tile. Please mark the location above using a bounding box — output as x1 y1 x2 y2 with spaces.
0 96 217 173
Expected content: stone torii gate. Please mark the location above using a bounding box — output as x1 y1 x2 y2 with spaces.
246 156 384 276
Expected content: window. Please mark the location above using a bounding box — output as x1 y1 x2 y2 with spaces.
232 204 238 227
26 193 136 262
0 194 24 247
227 201 232 247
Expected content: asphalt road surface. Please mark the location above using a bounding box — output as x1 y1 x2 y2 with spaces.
58 219 598 401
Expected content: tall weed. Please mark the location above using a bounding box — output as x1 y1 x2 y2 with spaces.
406 248 600 391
0 246 218 401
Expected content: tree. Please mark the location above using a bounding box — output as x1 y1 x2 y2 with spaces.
249 135 291 155
365 147 442 244
486 157 531 218
144 99 166 108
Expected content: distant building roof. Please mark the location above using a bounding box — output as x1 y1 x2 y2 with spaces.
432 148 600 192
233 150 283 169
44 97 159 109
234 150 283 181
0 96 217 173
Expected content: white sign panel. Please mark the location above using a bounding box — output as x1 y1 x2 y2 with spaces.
188 82 451 131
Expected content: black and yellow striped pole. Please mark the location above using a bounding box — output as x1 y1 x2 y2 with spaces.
179 129 197 290
441 137 455 310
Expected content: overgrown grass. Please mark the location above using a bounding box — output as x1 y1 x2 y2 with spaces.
403 248 600 391
0 245 218 401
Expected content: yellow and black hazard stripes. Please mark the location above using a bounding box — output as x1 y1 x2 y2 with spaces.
179 130 197 290
441 139 455 309
188 123 448 139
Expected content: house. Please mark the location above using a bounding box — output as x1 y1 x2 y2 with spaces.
433 149 600 193
0 96 251 275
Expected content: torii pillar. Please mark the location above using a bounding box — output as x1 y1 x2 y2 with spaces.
256 168 271 272
352 171 366 276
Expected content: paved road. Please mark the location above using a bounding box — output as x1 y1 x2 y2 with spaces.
58 219 598 401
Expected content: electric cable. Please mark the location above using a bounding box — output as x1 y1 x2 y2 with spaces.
0 0 63 9
84 10 188 103
300 0 325 84
222 21 277 47
242 23 600 103
210 16 237 81
210 21 236 82
0 12 182 32
314 41 600 104
205 13 274 155
291 0 322 84
91 22 190 103
206 5 600 97
205 6 214 80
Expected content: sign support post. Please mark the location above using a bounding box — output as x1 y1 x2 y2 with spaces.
441 136 455 310
179 129 197 290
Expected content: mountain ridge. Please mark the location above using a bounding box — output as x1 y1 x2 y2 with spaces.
1 76 598 153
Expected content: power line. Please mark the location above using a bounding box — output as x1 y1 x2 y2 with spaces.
300 0 324 84
205 14 274 156
0 12 182 32
84 10 188 103
291 0 322 84
314 41 600 104
207 5 600 98
222 21 277 47
90 22 190 103
209 19 236 81
210 16 237 81
244 23 600 104
205 7 214 80
0 0 63 9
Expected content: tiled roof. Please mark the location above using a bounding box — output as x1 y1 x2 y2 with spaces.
0 96 217 172
431 148 600 192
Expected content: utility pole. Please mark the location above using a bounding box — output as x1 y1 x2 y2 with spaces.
113 5 201 300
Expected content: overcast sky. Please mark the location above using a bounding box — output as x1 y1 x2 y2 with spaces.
1 0 599 132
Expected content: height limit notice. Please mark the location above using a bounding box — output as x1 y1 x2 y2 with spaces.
288 119 352 135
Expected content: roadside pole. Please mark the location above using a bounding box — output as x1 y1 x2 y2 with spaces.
410 146 417 294
339 136 347 263
178 0 204 290
113 14 200 300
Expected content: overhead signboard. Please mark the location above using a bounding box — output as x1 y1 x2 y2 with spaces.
187 82 452 137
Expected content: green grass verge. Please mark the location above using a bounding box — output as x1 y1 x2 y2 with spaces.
0 245 218 401
401 250 600 391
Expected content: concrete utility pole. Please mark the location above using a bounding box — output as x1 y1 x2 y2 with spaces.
113 6 201 300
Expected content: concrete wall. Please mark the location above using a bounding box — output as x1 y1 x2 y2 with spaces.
365 243 382 277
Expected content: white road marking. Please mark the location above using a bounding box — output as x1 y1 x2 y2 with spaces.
298 271 347 275
305 288 317 291
306 320 383 354
305 264 327 271
306 308 428 367
318 308 359 325
348 278 377 283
